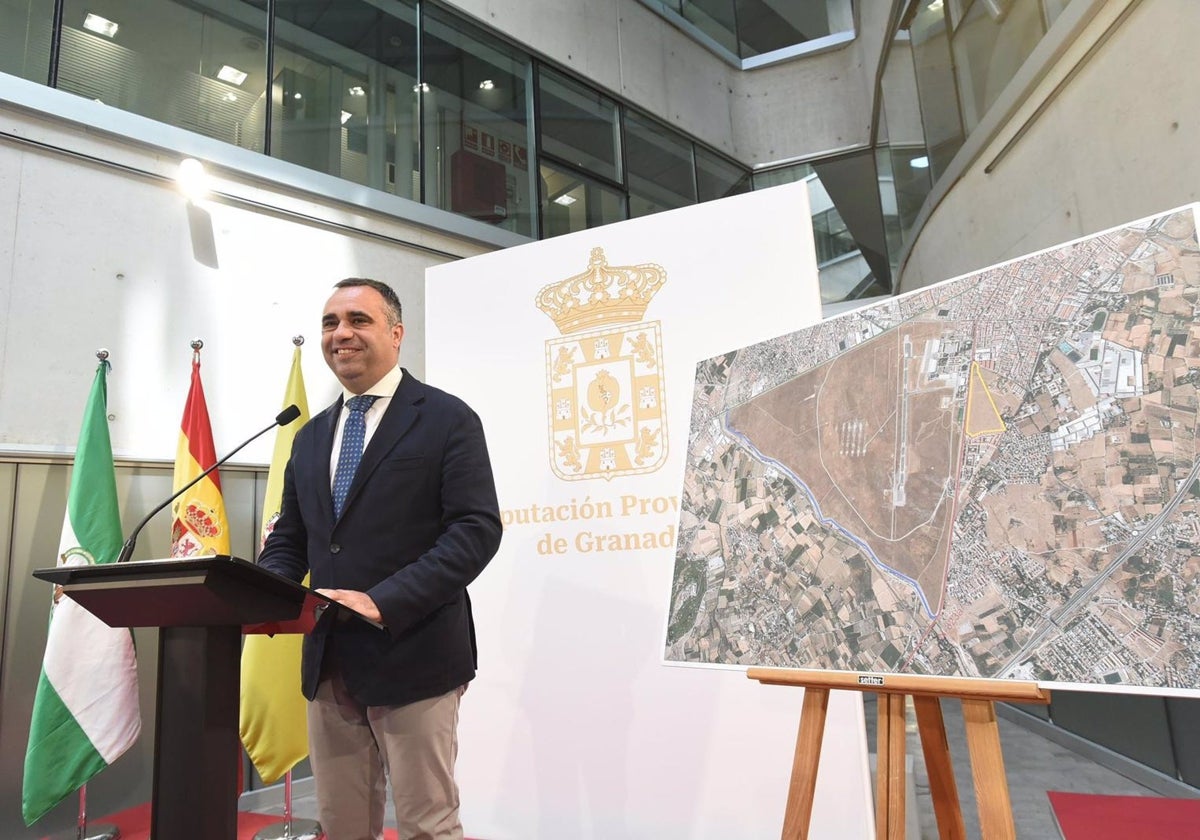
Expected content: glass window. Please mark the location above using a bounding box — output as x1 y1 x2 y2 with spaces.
695 147 751 202
1042 0 1076 27
537 66 621 182
680 0 852 60
876 37 932 253
752 162 814 189
0 0 52 83
421 5 534 237
951 0 1046 132
734 0 831 57
680 0 739 55
271 1 419 199
625 111 696 218
539 162 625 238
907 2 965 181
813 207 855 265
57 1 268 152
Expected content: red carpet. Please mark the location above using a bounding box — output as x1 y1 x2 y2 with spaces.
1048 791 1200 839
66 802 400 839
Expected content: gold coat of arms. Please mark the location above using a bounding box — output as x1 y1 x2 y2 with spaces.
536 248 668 481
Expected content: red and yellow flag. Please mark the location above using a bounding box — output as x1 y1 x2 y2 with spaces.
171 348 230 557
240 344 310 782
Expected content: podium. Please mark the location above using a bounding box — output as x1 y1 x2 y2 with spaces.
33 555 381 840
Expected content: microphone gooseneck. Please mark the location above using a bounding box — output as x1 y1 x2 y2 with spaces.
114 404 302 563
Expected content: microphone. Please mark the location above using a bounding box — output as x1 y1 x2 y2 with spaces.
115 404 302 563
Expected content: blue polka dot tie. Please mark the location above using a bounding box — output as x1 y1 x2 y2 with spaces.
332 394 379 519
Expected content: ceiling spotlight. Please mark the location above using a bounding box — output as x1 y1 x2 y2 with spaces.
909 156 930 169
348 85 365 96
293 92 302 100
83 13 119 38
413 82 429 93
340 110 352 125
177 158 210 202
478 79 495 90
553 194 577 206
217 65 247 86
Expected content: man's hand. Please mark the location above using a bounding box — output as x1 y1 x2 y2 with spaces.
315 588 383 623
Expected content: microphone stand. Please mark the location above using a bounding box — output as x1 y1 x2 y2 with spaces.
115 405 301 563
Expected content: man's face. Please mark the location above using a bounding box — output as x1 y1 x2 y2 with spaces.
321 285 404 393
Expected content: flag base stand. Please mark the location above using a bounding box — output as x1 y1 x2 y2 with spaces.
252 818 323 840
252 771 323 839
45 823 119 840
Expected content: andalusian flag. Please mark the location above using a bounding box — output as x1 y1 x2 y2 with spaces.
23 360 141 824
171 348 230 557
240 345 310 782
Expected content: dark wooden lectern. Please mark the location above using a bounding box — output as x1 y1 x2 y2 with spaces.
33 555 380 840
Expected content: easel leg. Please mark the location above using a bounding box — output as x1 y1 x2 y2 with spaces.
875 693 907 840
913 695 967 840
780 687 829 840
961 699 1017 840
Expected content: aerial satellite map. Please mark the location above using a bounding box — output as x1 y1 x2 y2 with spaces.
665 207 1200 691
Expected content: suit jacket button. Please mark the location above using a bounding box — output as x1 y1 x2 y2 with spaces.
330 543 341 554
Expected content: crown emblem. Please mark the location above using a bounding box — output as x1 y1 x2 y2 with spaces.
536 247 667 335
183 501 222 538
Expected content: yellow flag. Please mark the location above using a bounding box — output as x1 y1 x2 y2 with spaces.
171 349 230 557
240 346 310 783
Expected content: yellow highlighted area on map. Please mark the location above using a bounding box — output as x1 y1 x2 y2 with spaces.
964 361 1006 437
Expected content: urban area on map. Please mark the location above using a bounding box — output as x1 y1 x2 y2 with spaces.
665 208 1200 690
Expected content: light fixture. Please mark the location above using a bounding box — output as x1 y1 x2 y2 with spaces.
293 92 302 100
217 65 247 86
909 156 930 169
177 158 210 202
553 194 577 206
478 79 495 90
413 82 429 93
222 92 238 103
926 0 944 11
83 13 119 38
340 110 352 125
348 85 366 97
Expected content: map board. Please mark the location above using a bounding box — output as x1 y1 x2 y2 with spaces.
664 206 1200 695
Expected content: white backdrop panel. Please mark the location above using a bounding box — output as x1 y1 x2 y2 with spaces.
427 182 873 839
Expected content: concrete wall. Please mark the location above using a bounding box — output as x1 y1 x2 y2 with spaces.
898 0 1200 291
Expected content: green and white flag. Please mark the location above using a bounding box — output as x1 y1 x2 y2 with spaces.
22 360 141 825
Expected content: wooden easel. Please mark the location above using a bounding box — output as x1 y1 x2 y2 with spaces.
747 669 1051 840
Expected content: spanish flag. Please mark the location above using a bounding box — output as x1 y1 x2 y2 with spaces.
240 344 310 782
171 347 230 558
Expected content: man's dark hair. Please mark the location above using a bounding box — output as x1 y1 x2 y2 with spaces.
334 278 403 327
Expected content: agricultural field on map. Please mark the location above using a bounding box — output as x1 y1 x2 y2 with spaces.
664 207 1200 691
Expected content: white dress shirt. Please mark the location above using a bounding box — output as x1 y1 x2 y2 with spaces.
329 365 403 489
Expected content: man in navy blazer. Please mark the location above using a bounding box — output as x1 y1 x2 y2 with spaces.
258 278 502 840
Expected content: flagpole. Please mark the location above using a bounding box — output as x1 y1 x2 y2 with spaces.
251 770 322 840
252 337 320 840
41 784 119 840
36 350 134 840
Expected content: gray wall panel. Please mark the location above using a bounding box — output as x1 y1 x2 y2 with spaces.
1165 697 1200 787
0 461 264 839
1050 691 1178 778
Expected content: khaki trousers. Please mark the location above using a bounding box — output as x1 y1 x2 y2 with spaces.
307 671 465 840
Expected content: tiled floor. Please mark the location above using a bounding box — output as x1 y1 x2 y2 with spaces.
244 697 1171 839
